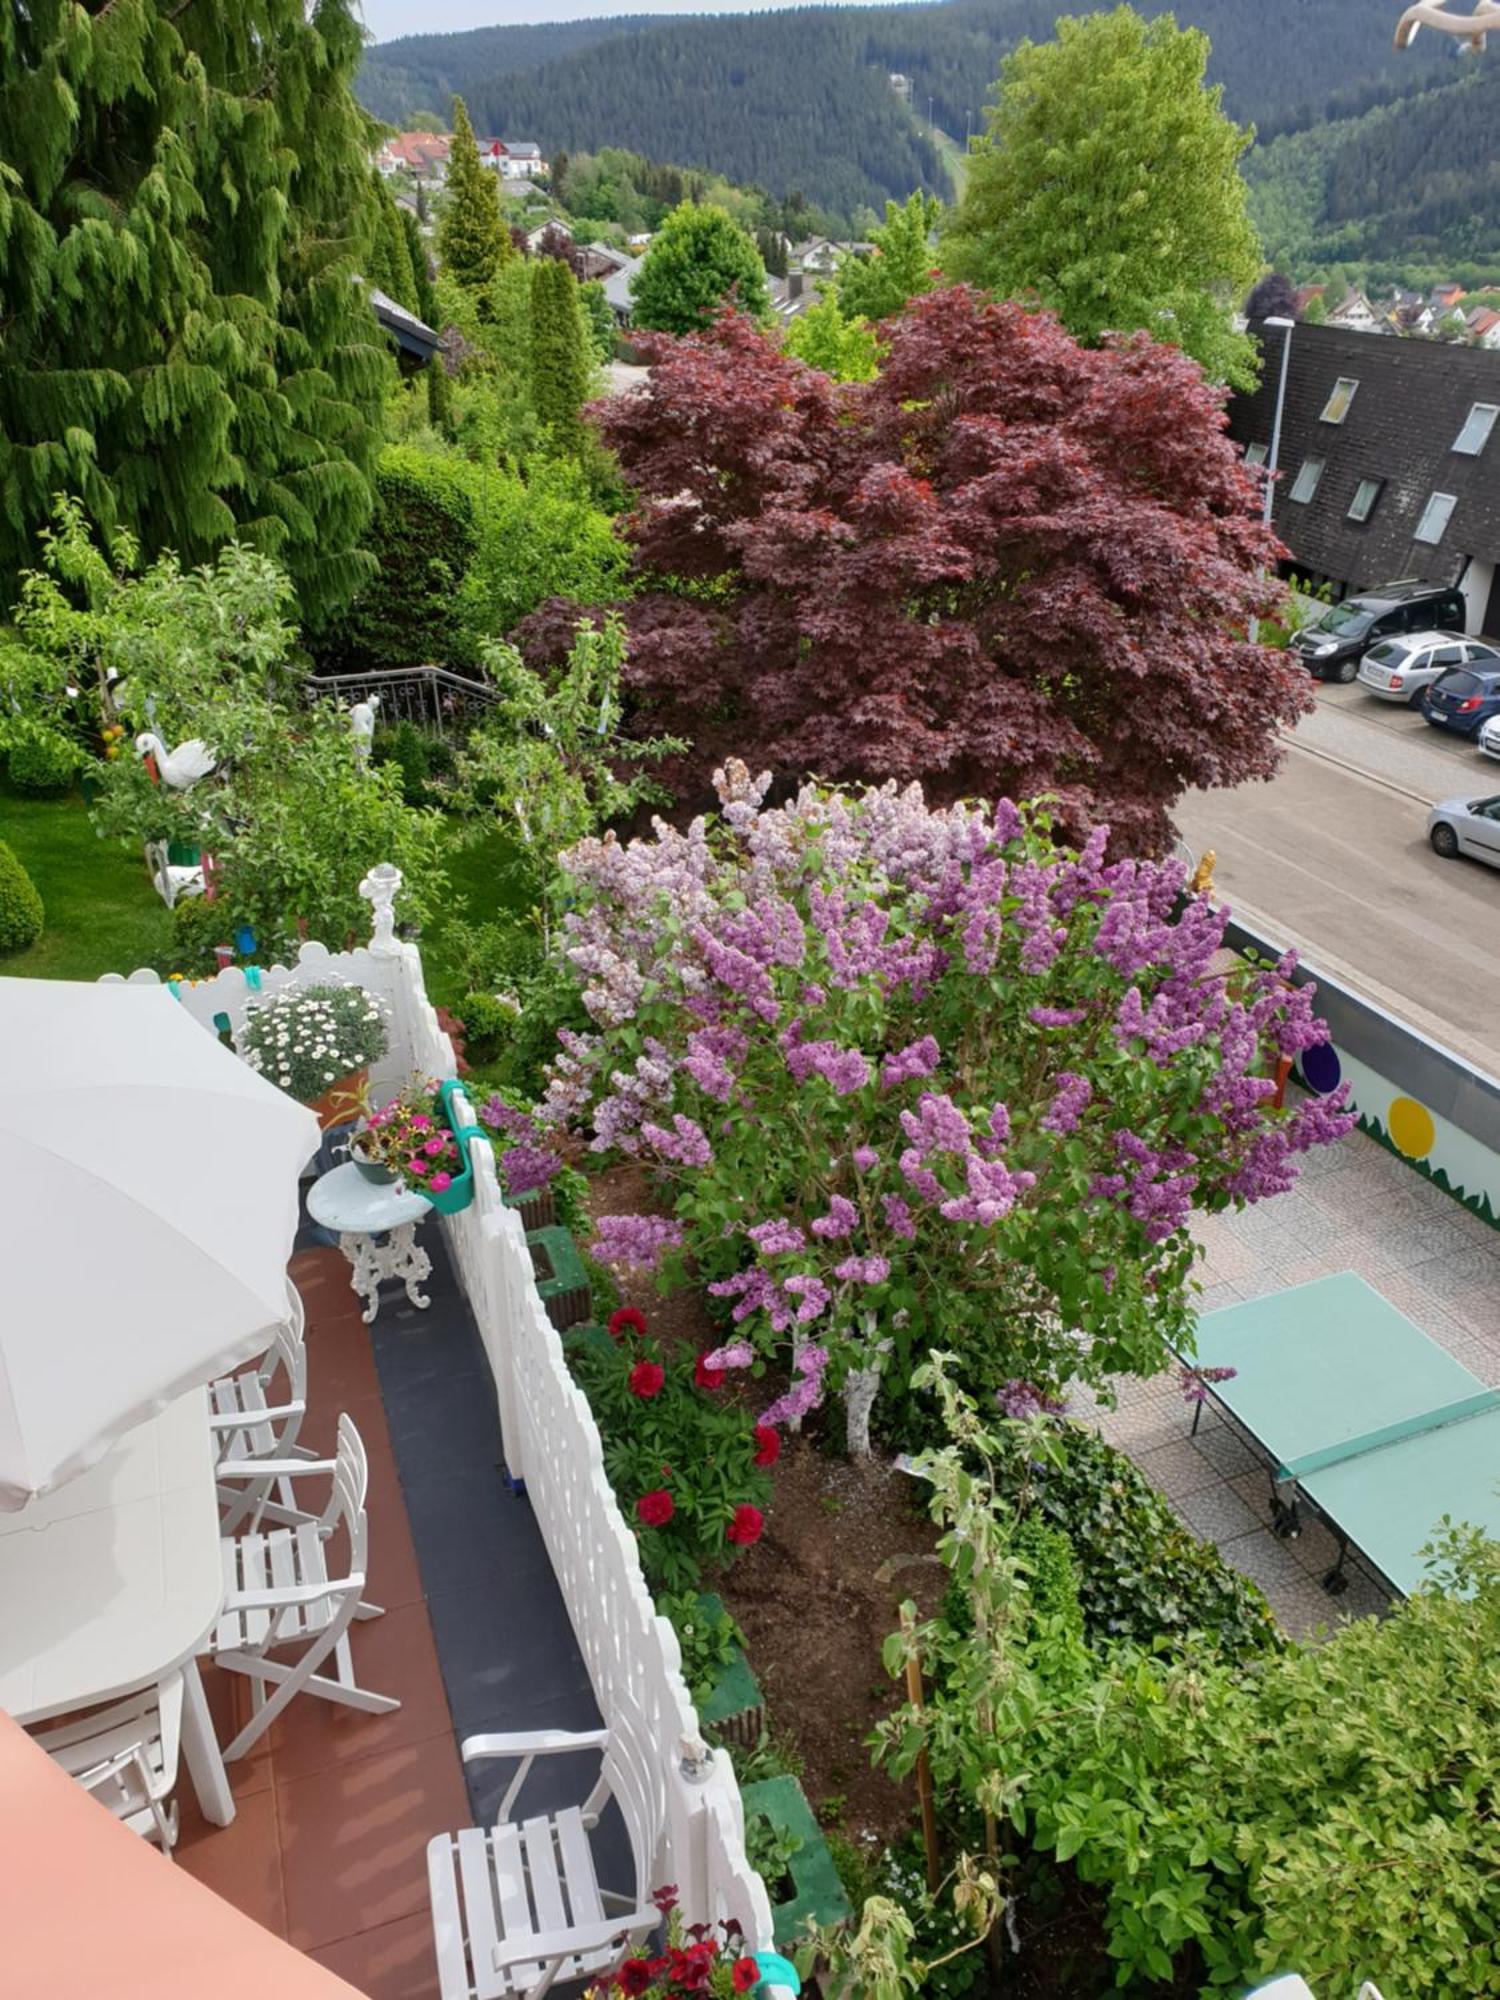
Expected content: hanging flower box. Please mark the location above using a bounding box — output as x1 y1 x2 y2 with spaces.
422 1079 484 1215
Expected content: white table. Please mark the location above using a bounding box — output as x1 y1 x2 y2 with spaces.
307 1160 433 1323
0 1388 234 1825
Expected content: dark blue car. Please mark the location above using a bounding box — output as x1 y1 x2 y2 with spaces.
1421 664 1500 738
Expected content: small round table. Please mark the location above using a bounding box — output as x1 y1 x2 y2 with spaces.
307 1161 433 1324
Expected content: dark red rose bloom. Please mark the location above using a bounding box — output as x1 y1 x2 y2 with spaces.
629 1360 666 1399
752 1424 781 1467
726 1503 764 1546
636 1488 675 1528
733 1957 762 1993
609 1306 647 1339
694 1353 726 1390
617 1961 654 1996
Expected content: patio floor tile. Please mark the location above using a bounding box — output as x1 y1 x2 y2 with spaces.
277 1731 470 1953
310 1910 444 2000
195 1660 275 1798
177 1782 287 1937
1174 1485 1264 1543
267 1598 455 1783
1133 1436 1223 1501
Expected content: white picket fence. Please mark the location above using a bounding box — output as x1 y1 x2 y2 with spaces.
102 869 775 1953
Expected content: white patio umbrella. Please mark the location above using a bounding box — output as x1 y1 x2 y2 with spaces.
0 977 320 1509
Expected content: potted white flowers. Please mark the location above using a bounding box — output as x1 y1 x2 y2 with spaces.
237 982 390 1128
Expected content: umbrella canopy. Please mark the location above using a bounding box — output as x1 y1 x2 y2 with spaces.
0 978 320 1509
0 1711 364 1999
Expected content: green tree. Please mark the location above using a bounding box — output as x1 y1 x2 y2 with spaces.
530 258 593 451
0 0 388 624
580 280 617 363
368 174 420 312
836 192 941 323
630 202 770 334
401 210 439 327
783 294 880 381
941 7 1262 387
437 98 510 291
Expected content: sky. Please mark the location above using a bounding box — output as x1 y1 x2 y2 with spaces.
361 0 915 45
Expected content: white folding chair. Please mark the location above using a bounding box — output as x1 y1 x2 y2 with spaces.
209 1413 399 1761
427 1691 664 2000
33 1673 185 1852
210 1291 312 1533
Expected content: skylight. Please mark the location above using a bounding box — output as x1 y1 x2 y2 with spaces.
1244 442 1268 467
1289 459 1325 504
1414 491 1458 544
1453 403 1499 455
1320 378 1359 424
1348 478 1383 523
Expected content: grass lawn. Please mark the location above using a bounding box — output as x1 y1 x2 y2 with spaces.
0 779 174 981
0 778 530 1000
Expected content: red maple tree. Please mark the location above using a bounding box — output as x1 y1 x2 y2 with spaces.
518 289 1309 851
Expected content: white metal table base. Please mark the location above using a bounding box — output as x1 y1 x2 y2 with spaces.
336 1224 433 1323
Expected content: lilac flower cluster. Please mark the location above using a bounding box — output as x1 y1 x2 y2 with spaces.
479 1095 564 1196
996 1380 1069 1419
759 1344 831 1429
587 1213 685 1274
640 1113 714 1170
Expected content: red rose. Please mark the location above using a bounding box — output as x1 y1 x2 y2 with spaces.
752 1425 781 1468
629 1360 665 1399
732 1958 762 1994
636 1488 675 1527
617 1961 655 1997
726 1504 764 1546
609 1306 647 1339
694 1353 726 1390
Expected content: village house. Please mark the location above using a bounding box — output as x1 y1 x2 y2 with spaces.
1231 317 1500 633
375 131 450 182
477 138 548 179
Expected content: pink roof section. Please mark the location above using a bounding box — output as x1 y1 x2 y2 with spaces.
0 1712 366 2000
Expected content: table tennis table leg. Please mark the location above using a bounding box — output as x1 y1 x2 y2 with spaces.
1322 1534 1350 1595
1269 1476 1300 1540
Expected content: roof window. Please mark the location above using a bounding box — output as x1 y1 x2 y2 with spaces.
1319 378 1359 424
1453 402 1499 455
1414 491 1458 544
1243 442 1268 467
1347 478 1383 523
1288 459 1324 504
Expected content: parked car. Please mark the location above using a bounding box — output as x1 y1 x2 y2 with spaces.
1479 714 1500 762
1427 794 1500 869
1420 663 1500 738
1291 580 1468 683
1357 632 1500 705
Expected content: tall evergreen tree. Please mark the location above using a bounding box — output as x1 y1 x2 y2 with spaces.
402 210 439 327
0 0 388 623
369 173 421 312
438 98 510 291
530 257 592 451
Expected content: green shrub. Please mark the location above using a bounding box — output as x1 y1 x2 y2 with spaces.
456 988 518 1064
164 896 241 977
6 718 82 794
318 445 480 671
0 839 44 951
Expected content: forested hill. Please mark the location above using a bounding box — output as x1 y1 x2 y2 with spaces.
358 0 1460 220
1247 65 1500 281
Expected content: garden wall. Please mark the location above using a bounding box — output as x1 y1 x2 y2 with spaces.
1226 912 1500 1226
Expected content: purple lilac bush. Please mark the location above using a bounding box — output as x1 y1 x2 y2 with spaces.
542 762 1353 1451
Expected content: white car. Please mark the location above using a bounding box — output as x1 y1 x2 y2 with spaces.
1427 794 1500 870
1357 632 1500 705
1480 715 1500 762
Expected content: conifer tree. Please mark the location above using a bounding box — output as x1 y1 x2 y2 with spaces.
530 258 593 451
0 0 388 624
438 98 511 292
369 174 421 313
402 211 439 328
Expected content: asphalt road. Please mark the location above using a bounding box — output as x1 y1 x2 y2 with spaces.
1174 680 1499 1072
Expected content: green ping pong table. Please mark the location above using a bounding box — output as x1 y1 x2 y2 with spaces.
1186 1272 1500 1598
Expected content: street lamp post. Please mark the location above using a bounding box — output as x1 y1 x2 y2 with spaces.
1250 314 1296 645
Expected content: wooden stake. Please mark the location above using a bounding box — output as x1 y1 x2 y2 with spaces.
902 1614 942 1896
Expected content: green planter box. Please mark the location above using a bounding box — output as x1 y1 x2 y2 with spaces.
740 1775 853 1948
503 1186 556 1231
527 1224 592 1329
694 1593 764 1748
420 1079 483 1216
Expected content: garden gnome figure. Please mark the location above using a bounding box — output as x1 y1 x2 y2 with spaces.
349 694 380 766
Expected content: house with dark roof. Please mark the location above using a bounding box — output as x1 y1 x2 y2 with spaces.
1229 320 1500 635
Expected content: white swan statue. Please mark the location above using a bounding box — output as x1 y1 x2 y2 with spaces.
349 694 380 765
135 732 218 790
1395 0 1500 47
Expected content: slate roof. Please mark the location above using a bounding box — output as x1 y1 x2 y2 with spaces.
368 286 443 364
1228 320 1500 587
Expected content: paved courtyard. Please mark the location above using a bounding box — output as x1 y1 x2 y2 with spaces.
1071 1107 1500 1639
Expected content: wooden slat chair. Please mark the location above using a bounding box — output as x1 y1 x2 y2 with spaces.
210 1288 312 1533
427 1692 665 2000
33 1673 185 1851
209 1414 399 1761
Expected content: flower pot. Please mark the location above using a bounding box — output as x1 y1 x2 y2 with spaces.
306 1067 369 1132
350 1137 400 1186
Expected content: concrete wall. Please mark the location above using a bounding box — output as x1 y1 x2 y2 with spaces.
1225 915 1500 1227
